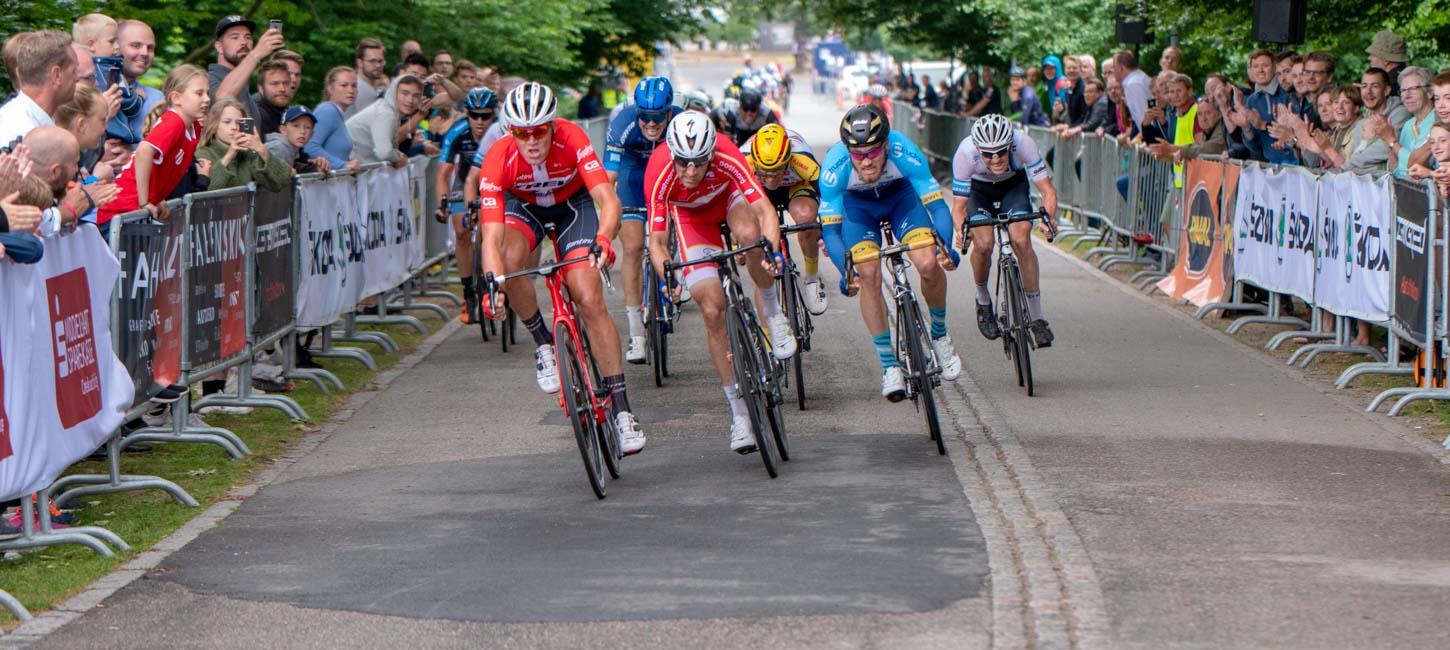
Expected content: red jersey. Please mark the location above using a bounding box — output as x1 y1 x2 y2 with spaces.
98 110 201 224
476 118 610 223
644 137 764 232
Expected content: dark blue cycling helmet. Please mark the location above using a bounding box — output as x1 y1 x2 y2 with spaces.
634 76 674 112
464 87 498 112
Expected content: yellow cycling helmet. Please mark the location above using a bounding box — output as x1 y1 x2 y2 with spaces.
750 124 792 173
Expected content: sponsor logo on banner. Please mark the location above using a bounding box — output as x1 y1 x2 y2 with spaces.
1157 159 1231 306
1233 166 1317 301
1392 178 1433 342
46 268 103 428
1314 173 1391 322
1185 188 1215 275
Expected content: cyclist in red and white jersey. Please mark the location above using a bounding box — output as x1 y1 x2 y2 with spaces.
478 82 645 453
644 112 795 453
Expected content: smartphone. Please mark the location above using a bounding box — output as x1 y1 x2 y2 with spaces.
269 19 283 34
1147 97 1157 109
238 118 255 134
106 66 122 89
423 82 436 98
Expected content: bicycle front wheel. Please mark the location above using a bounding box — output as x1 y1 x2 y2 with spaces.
729 306 780 478
782 274 807 410
901 297 945 455
555 324 606 499
1005 262 1033 395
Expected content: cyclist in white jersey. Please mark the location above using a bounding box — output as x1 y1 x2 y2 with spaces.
949 114 1059 347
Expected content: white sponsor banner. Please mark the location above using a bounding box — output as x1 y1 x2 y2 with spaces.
1314 173 1393 322
409 156 430 265
1233 165 1318 301
295 175 365 327
1 227 132 502
356 164 417 297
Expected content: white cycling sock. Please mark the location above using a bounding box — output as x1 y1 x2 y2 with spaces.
626 305 645 338
723 385 749 420
1026 290 1044 321
976 282 992 306
757 286 782 319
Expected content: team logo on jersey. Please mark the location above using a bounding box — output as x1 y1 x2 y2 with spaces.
482 197 498 208
584 160 601 172
174 150 185 165
480 181 502 193
822 169 837 185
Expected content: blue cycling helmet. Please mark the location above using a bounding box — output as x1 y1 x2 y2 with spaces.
634 76 674 112
464 87 498 112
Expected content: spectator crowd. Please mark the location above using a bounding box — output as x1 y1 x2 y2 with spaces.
890 33 1450 192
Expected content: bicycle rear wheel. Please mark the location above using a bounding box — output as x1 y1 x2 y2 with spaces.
501 307 516 352
729 306 779 478
471 228 490 343
555 324 606 499
782 274 807 410
900 296 946 455
1005 263 1033 394
645 262 666 387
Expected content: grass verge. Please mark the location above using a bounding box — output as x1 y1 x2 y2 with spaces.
1 317 443 626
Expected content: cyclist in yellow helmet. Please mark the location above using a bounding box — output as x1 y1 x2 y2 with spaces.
742 123 827 314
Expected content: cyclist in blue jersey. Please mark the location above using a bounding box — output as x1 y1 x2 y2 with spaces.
605 76 682 363
820 104 964 400
950 114 1058 347
435 88 499 323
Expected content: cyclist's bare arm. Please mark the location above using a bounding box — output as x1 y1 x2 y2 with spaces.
435 162 456 207
464 166 482 210
590 183 623 244
1033 177 1058 233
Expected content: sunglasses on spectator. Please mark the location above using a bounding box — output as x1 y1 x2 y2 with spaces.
637 109 670 124
980 147 1009 160
468 111 496 121
510 124 551 141
673 154 712 169
847 145 885 161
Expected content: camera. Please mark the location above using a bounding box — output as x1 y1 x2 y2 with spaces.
238 118 255 134
269 19 283 34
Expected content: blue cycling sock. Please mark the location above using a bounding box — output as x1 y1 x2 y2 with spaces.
929 306 948 340
872 331 898 370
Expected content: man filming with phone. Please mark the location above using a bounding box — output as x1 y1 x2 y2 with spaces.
208 15 284 122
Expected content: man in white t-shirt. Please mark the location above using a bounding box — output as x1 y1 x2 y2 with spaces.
0 30 78 149
1113 50 1152 132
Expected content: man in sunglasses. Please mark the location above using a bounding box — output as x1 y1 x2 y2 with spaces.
604 76 681 363
478 81 646 455
644 112 794 454
436 87 499 324
741 123 828 314
950 113 1057 349
819 104 963 402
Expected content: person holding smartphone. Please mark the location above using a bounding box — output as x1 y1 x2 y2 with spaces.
194 98 290 192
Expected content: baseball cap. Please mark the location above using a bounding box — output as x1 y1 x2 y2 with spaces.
214 15 256 40
280 106 315 125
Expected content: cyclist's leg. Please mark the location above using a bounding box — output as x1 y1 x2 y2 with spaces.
730 195 796 359
553 193 622 377
841 196 895 371
893 189 964 378
1000 180 1047 323
676 208 749 433
499 198 548 345
451 207 477 322
616 169 649 344
786 190 822 278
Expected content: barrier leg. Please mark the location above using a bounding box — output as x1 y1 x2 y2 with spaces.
0 497 114 558
1269 307 1332 352
1226 294 1309 334
1194 282 1268 320
36 488 128 551
0 588 30 621
284 330 343 392
334 313 400 352
1292 317 1385 367
50 437 198 509
1387 388 1450 416
310 327 377 370
122 392 248 458
382 283 450 320
192 358 308 420
1337 334 1411 388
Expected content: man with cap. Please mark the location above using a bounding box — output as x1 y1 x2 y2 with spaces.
1367 30 1409 96
208 15 284 121
266 105 328 174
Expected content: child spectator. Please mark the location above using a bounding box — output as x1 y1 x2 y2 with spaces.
195 98 290 192
267 106 329 174
96 64 210 231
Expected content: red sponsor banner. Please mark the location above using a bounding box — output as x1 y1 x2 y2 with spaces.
151 216 184 387
1157 159 1232 307
46 267 104 428
0 331 10 462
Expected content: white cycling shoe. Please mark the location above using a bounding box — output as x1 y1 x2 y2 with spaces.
625 335 647 364
730 415 757 454
932 335 963 381
766 313 798 360
616 411 645 455
882 366 907 402
534 345 560 394
802 279 828 316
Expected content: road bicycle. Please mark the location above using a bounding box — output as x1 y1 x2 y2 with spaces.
484 247 621 499
964 207 1052 397
667 225 789 477
776 210 820 410
845 227 948 455
631 207 682 387
464 203 516 351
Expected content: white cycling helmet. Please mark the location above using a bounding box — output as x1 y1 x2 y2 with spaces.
501 81 557 128
971 114 1014 151
665 111 716 159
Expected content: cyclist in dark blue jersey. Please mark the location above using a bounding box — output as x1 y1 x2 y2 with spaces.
436 87 499 324
604 76 682 363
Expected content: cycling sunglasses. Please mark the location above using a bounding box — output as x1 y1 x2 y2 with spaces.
673 154 712 169
637 109 671 124
847 144 885 161
510 124 551 141
468 111 496 121
980 147 1010 160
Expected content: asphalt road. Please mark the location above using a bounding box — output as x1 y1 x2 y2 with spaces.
27 56 1450 650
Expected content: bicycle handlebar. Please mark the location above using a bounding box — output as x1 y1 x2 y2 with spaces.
621 207 648 216
664 237 774 273
780 221 822 235
965 208 1050 229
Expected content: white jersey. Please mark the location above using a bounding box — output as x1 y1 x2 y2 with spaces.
950 131 1049 195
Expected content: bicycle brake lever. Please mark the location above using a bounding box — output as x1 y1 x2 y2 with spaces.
599 267 615 293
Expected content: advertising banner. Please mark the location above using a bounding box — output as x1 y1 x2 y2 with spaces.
186 192 249 369
1157 159 1231 306
1314 173 1392 322
1233 165 1318 301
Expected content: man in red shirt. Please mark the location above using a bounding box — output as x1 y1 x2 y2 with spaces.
477 82 645 454
644 112 794 454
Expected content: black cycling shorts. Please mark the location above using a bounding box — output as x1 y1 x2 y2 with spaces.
764 181 820 212
966 170 1032 228
503 191 598 258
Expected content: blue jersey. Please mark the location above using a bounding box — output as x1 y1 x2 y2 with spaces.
439 120 481 191
605 104 680 211
467 121 509 168
819 130 955 277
